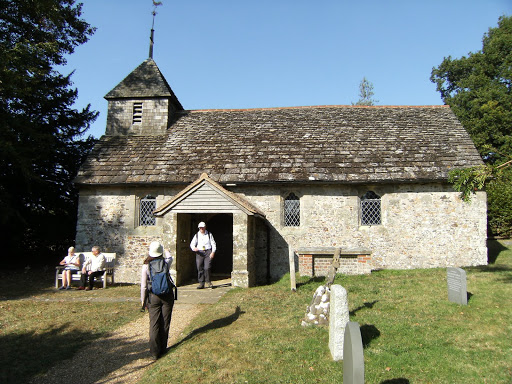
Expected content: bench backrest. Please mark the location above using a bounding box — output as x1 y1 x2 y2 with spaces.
77 252 116 271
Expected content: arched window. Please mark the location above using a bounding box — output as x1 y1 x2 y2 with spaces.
139 195 156 226
360 191 381 225
284 193 300 227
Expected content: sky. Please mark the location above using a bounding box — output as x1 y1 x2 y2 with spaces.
63 0 512 139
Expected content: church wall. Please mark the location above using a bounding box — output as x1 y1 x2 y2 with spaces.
75 185 180 283
235 183 487 281
75 182 487 284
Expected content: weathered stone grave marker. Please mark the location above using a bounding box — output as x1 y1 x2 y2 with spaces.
343 321 365 384
447 267 467 305
329 284 349 361
302 248 342 326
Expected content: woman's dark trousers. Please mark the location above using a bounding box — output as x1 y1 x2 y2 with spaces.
148 292 174 358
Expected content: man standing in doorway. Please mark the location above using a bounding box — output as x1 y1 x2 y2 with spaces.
190 222 216 289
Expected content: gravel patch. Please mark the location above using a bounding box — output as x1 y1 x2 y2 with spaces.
30 303 203 384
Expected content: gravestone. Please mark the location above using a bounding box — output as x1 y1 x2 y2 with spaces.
302 248 342 326
343 321 365 384
329 284 349 361
447 267 467 305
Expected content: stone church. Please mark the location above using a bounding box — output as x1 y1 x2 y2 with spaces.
74 57 487 287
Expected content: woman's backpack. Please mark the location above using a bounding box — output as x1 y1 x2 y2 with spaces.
149 258 177 299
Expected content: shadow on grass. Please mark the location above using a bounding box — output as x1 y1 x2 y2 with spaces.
0 268 56 300
169 306 244 350
0 322 152 384
470 240 512 277
350 300 378 317
296 277 326 289
381 379 410 384
360 324 381 348
487 239 508 264
0 268 138 301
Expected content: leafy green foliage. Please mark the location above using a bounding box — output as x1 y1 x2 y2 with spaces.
0 0 97 263
432 16 512 236
448 160 512 235
487 168 512 237
430 15 512 159
447 165 493 202
352 77 378 106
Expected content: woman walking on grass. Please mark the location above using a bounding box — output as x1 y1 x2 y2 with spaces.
140 241 175 359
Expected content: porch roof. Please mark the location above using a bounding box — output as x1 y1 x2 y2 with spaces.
153 173 266 217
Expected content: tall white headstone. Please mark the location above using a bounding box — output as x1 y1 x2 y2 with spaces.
329 284 349 361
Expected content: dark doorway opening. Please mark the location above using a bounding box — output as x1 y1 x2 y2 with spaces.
179 213 233 284
207 213 233 276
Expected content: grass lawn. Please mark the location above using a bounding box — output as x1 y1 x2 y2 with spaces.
140 240 512 384
0 240 510 383
0 269 142 384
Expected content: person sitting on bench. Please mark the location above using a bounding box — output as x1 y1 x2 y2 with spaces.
78 246 106 290
58 246 80 290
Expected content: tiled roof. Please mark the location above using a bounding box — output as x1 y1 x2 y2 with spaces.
75 105 483 185
104 59 183 109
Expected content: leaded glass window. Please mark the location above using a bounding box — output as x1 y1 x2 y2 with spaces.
284 193 300 227
140 195 156 226
360 191 381 225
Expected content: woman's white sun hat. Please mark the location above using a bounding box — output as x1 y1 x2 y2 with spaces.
149 241 164 257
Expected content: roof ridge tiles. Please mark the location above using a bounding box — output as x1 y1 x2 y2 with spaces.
183 105 449 113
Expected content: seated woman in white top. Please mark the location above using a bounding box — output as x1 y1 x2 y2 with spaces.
58 246 80 290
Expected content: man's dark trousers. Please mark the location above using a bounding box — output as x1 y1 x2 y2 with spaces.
80 270 104 289
196 249 212 284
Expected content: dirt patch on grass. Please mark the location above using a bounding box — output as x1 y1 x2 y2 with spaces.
30 303 203 384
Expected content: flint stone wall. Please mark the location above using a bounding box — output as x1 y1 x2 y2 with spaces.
75 182 487 284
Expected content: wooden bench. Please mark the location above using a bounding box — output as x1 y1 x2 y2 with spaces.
55 253 116 289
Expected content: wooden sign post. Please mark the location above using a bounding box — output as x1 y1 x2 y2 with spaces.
289 248 296 291
326 248 342 287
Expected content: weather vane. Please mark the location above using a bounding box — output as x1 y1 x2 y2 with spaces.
149 1 163 59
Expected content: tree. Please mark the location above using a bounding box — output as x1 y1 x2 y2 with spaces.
352 77 378 106
431 15 512 237
487 165 512 237
0 0 98 265
431 15 512 159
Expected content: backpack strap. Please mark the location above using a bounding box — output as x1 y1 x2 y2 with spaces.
173 283 178 300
